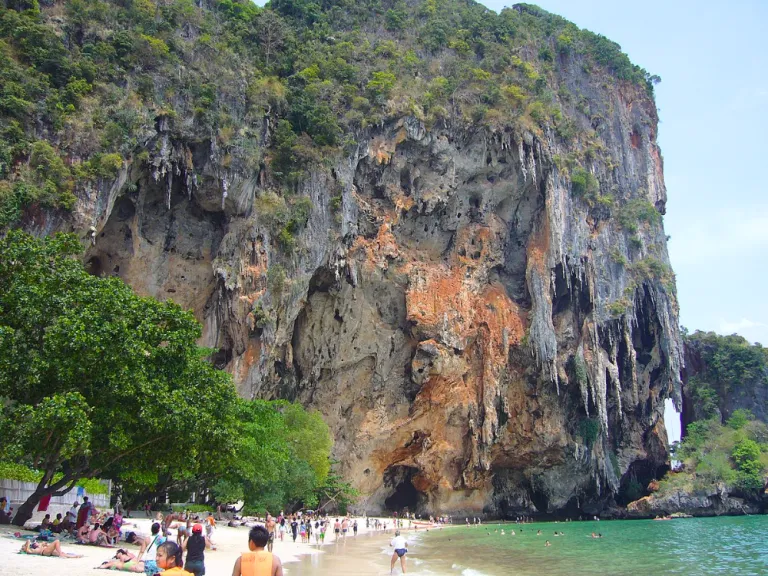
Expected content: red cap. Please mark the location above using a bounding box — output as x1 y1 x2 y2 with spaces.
192 524 203 534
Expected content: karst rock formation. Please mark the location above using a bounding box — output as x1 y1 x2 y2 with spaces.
3 0 682 516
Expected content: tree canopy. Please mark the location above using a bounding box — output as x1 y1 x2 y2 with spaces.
0 230 240 524
0 230 345 523
210 399 334 513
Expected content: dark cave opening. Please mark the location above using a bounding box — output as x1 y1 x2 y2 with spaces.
86 256 103 277
529 486 549 514
617 459 666 505
383 465 423 513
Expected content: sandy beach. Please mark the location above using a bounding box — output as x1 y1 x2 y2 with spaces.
0 516 426 576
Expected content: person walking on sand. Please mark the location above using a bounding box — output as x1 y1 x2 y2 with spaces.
390 530 408 574
183 524 206 576
205 512 217 550
341 517 349 540
290 516 298 543
232 525 283 576
265 514 276 552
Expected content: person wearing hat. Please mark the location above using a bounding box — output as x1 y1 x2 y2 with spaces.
182 523 206 576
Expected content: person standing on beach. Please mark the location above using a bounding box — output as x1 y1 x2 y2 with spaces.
390 530 408 574
137 522 165 575
205 512 217 550
76 496 93 529
232 526 283 576
183 524 206 576
265 514 276 552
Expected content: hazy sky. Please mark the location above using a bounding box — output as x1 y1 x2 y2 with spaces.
479 0 768 347
477 0 768 441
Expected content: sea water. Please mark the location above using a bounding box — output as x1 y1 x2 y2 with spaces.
410 516 768 576
287 515 768 575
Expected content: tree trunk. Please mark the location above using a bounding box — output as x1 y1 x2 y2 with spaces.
11 489 46 527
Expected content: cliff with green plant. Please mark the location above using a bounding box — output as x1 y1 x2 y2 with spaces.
1 0 682 517
627 333 768 517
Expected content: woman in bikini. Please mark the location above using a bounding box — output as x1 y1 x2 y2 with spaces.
97 550 145 572
20 539 83 558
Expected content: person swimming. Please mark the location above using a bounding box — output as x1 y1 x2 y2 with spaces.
545 540 551 547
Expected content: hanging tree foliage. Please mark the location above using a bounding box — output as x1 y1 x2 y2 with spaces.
0 231 239 525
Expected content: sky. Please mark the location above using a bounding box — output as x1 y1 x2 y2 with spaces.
475 0 768 441
490 0 768 349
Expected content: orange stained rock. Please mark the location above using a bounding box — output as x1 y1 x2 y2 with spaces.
526 211 550 275
406 264 525 367
237 339 261 382
351 223 400 271
368 128 407 165
416 374 474 408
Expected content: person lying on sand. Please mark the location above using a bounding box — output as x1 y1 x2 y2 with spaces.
97 551 145 573
20 539 83 558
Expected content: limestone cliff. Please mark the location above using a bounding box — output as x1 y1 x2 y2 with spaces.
3 1 682 517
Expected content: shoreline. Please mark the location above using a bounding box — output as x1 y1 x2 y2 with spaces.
0 515 421 576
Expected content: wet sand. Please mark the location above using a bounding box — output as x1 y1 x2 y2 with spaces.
0 516 412 576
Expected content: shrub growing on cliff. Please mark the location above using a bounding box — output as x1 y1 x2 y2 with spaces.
660 415 768 498
571 168 599 205
579 417 600 448
617 198 661 233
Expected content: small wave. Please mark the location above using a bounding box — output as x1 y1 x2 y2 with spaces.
461 569 490 576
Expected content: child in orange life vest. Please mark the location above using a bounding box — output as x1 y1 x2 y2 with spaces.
155 541 193 576
232 525 283 576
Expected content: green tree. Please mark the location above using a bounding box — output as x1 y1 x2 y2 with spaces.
0 231 239 525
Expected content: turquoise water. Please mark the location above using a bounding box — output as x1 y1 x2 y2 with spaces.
409 516 768 576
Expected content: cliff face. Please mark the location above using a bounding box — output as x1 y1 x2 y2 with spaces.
681 332 768 431
79 98 681 516
5 1 683 517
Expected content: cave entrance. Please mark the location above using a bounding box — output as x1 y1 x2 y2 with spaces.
383 465 424 514
617 459 666 505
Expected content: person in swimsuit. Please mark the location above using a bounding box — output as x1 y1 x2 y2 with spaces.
265 515 276 552
390 530 408 574
97 551 145 573
20 539 83 558
231 526 283 576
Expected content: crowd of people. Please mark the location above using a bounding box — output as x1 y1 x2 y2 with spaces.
11 498 419 575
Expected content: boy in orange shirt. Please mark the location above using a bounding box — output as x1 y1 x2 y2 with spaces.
231 526 283 576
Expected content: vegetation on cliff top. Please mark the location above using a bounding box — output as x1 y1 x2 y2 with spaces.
684 330 768 422
1 0 659 228
655 332 768 501
661 410 768 498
